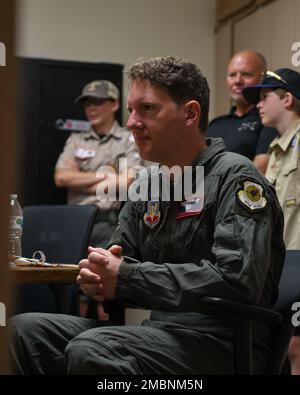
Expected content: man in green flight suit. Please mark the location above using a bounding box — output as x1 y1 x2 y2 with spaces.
9 57 285 374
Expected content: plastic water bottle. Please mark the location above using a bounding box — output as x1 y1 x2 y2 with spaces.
8 194 23 257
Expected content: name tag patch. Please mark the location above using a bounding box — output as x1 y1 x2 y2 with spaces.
176 196 204 219
74 148 95 159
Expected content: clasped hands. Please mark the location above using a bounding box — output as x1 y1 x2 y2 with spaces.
77 244 123 301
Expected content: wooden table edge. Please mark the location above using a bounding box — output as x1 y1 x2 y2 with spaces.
9 264 80 283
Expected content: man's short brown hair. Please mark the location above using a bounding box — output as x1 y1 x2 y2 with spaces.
128 56 210 133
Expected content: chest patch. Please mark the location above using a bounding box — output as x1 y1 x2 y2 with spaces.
237 121 259 132
143 201 161 229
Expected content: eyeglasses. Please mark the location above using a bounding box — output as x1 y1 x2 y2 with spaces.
264 70 289 85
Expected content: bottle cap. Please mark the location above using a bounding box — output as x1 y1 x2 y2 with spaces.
10 194 17 199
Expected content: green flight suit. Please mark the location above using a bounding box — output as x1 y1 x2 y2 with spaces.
9 138 285 375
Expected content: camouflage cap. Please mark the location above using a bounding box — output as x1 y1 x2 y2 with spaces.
75 80 119 103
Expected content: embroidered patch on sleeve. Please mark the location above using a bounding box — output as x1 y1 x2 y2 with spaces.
236 180 267 212
286 198 296 206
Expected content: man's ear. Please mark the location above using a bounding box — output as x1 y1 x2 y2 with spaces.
184 100 201 127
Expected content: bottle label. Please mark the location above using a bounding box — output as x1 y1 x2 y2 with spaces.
10 216 23 230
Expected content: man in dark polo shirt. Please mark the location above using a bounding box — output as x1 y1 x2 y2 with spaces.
208 50 277 173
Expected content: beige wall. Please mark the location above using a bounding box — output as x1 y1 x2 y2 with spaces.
16 0 216 119
234 0 300 70
215 23 232 116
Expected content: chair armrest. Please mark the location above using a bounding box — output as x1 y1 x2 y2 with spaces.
198 297 283 374
198 296 282 324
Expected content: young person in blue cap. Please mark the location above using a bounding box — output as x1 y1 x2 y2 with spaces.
244 68 300 374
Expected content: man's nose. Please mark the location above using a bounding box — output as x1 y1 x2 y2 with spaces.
127 112 142 130
127 112 134 129
234 73 243 84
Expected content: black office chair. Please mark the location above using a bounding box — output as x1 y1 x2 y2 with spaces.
14 205 97 315
197 250 300 374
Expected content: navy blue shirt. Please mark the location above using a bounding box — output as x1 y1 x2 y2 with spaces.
207 107 278 160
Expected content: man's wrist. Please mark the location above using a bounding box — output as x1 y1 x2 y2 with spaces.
115 257 140 300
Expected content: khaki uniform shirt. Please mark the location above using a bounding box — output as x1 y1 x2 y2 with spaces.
265 119 300 249
55 121 142 211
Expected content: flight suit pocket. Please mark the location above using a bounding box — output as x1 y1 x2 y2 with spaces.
182 213 203 250
181 200 217 257
213 216 242 264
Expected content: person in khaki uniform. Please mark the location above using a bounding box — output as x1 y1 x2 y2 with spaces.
55 80 142 248
243 68 300 374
